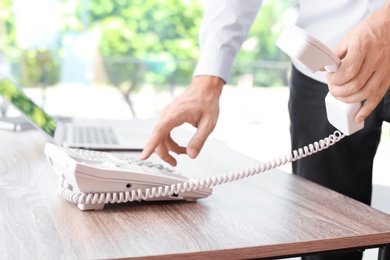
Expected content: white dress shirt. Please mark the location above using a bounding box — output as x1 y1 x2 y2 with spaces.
193 0 387 84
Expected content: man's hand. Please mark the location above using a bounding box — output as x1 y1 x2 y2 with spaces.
140 76 224 166
326 3 390 123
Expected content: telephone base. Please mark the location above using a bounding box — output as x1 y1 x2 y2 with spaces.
56 175 209 211
47 129 346 211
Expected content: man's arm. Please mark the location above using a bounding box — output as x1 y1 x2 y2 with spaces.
140 0 263 166
326 1 390 123
194 0 263 82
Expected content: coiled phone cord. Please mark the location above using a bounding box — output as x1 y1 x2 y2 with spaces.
58 131 344 206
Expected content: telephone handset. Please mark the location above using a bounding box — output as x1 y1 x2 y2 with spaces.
275 25 364 135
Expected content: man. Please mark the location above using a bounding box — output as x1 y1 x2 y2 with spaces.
141 1 390 259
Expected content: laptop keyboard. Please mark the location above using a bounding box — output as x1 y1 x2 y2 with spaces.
73 126 119 145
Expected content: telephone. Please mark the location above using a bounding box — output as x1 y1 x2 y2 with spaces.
276 25 364 135
44 143 212 210
44 25 359 211
45 129 343 211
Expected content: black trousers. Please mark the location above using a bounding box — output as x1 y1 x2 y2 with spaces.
288 65 390 260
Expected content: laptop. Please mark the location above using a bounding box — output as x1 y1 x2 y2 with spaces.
0 78 153 151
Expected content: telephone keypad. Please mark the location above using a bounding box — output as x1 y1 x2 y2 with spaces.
69 148 179 176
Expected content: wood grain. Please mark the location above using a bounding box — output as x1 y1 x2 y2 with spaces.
1 129 390 259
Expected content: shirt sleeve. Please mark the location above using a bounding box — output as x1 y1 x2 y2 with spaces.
193 0 263 83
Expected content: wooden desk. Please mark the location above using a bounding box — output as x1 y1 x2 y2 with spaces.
1 129 390 259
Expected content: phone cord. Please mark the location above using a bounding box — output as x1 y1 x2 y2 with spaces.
58 131 344 205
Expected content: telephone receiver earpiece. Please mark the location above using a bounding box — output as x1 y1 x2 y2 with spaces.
276 25 364 135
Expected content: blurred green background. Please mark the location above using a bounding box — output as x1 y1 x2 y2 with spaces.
0 0 296 84
0 0 296 116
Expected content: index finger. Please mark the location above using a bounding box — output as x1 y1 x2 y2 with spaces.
140 122 172 160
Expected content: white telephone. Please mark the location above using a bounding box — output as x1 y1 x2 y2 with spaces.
276 25 364 135
44 26 361 211
44 143 212 210
45 129 344 211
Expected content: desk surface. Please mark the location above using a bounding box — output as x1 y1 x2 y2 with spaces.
1 129 390 259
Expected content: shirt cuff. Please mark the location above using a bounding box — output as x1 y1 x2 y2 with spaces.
192 47 235 83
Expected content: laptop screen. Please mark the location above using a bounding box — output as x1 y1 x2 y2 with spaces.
0 79 57 137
